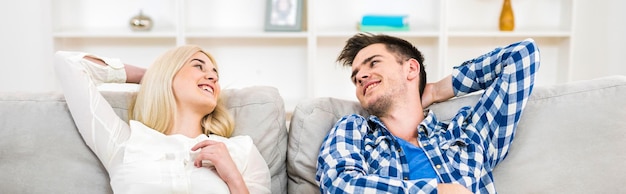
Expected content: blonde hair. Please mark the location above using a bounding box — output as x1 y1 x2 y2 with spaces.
128 45 235 137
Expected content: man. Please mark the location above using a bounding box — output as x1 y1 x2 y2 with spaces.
316 33 540 193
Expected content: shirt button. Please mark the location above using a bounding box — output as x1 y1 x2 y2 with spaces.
404 177 408 180
435 164 442 169
396 148 402 152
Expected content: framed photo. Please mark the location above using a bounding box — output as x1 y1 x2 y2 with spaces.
264 0 303 31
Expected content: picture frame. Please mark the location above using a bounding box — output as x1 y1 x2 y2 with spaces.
264 0 303 31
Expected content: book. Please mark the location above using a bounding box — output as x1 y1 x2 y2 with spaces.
361 15 408 27
358 24 409 32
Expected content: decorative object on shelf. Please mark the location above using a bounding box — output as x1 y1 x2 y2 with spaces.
129 10 153 31
264 0 304 31
358 14 409 32
499 0 515 31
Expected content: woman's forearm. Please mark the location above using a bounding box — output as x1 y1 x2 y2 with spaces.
84 56 145 84
124 64 145 84
225 176 250 194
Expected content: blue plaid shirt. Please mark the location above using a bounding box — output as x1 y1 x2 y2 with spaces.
316 38 540 194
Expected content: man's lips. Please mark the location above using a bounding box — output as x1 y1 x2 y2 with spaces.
363 81 380 95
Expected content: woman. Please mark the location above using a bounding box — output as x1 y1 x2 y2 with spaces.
54 45 271 194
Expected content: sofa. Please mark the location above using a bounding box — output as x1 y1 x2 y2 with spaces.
1 76 626 194
0 86 288 194
287 75 626 194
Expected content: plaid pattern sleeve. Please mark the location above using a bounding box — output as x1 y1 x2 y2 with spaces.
451 38 540 170
316 115 438 194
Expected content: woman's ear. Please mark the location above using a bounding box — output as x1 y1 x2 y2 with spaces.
406 58 420 81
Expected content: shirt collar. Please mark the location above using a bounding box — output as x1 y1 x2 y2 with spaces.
366 115 386 134
420 110 439 137
365 110 439 137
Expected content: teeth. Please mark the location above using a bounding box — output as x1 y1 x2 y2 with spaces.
365 83 378 92
201 85 213 93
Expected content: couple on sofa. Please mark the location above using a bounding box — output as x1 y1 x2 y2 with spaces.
55 32 540 194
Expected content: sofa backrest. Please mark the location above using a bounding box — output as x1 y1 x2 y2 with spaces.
287 76 626 193
0 86 288 194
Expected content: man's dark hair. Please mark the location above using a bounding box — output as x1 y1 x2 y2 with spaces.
337 33 427 96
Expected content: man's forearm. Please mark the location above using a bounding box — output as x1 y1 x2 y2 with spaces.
422 75 455 108
432 75 454 102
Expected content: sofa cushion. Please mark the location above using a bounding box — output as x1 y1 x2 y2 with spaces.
0 85 287 194
0 92 112 194
223 86 288 194
287 97 368 193
287 75 626 193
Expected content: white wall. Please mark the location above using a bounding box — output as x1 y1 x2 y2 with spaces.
571 0 626 81
0 0 55 92
605 0 626 76
1 0 625 93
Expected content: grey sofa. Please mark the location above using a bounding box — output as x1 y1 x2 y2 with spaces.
1 76 626 194
288 75 626 194
0 86 288 194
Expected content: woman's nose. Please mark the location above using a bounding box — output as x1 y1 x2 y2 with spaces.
206 72 218 82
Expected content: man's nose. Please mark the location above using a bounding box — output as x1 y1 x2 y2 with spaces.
356 73 369 86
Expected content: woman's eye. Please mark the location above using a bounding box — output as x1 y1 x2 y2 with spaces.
194 64 203 70
213 68 220 78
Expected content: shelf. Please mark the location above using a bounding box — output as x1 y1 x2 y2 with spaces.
51 0 575 113
316 30 440 38
53 28 177 38
185 28 308 38
447 30 572 38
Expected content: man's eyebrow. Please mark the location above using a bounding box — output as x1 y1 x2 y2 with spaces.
361 55 380 66
351 55 380 78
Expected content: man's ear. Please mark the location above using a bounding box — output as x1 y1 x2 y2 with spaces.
406 58 420 81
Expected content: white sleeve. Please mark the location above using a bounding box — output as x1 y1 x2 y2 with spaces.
242 143 272 194
54 51 131 168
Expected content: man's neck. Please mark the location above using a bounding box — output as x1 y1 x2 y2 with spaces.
378 103 425 147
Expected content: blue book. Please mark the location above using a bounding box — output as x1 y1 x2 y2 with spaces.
359 24 409 32
361 15 408 27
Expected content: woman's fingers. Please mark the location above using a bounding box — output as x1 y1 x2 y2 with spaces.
190 140 245 184
191 139 218 151
192 140 228 167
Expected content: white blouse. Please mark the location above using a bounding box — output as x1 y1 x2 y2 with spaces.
54 51 271 194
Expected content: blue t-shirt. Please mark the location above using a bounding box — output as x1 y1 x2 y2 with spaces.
395 137 438 180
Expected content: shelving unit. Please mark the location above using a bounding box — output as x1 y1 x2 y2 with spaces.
51 0 575 112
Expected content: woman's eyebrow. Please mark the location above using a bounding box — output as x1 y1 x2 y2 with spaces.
191 58 206 64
